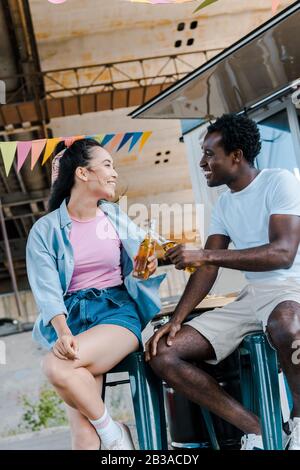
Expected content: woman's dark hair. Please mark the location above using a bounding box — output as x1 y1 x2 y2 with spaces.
48 138 102 212
207 113 261 166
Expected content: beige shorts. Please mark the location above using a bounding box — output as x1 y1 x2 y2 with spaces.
185 278 300 365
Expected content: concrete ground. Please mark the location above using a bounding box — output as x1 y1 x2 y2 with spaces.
0 427 72 450
0 424 141 450
0 326 157 450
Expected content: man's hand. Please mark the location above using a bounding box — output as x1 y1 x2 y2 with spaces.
166 244 208 270
145 320 182 362
53 333 79 361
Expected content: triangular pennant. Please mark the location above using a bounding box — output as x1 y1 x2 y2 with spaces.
63 135 85 147
117 133 134 152
31 139 46 170
106 133 124 153
0 142 18 176
101 134 115 147
17 141 32 172
193 0 218 13
93 134 105 144
73 135 85 141
139 131 152 152
42 138 62 165
128 132 143 152
272 0 279 13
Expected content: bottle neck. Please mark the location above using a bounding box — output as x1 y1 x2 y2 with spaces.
147 220 156 241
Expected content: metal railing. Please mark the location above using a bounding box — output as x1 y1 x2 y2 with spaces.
2 49 222 103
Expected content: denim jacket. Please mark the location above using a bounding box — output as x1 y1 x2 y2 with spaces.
26 197 166 349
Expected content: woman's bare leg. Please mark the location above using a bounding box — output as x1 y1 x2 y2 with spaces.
42 325 138 420
66 375 103 450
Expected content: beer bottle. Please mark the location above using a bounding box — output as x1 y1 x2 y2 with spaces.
157 235 196 274
133 220 156 280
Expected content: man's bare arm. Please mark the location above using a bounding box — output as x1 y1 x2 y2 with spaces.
168 215 300 273
205 214 300 271
171 234 230 324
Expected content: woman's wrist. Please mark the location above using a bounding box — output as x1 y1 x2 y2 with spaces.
56 329 72 339
51 313 71 338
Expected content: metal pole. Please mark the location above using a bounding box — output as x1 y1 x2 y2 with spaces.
0 198 25 320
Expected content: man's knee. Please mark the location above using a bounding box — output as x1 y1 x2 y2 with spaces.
149 339 179 377
267 301 300 348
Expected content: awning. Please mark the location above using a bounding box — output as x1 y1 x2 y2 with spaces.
129 1 300 120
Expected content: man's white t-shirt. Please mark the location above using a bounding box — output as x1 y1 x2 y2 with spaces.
208 168 300 283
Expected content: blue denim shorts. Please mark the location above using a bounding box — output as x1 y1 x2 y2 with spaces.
62 284 142 348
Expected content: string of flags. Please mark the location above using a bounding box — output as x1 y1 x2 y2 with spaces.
127 0 193 3
128 0 280 14
49 0 280 11
0 131 152 177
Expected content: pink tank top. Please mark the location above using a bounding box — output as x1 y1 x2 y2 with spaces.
67 207 123 293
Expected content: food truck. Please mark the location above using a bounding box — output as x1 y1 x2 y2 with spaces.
130 1 300 449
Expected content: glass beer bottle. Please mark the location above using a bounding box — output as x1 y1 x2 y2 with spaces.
133 220 156 280
157 235 196 274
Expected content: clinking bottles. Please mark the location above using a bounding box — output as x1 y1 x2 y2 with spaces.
133 220 156 280
156 234 197 274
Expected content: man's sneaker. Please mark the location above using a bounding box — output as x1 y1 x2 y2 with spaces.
241 433 264 450
105 423 135 450
288 418 300 450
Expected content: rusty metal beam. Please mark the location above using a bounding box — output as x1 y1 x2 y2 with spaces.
0 237 26 262
0 189 49 207
0 197 25 319
0 49 222 127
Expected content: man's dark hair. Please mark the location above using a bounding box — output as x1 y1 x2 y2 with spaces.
207 113 261 166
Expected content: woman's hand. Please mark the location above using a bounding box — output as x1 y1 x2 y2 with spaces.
133 255 158 277
52 333 80 361
144 320 182 362
147 255 158 276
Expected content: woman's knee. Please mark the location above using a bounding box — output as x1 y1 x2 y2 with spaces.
42 352 71 387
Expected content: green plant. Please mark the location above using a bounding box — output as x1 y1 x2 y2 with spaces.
19 384 67 432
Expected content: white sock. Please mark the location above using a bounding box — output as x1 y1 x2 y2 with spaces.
89 406 122 448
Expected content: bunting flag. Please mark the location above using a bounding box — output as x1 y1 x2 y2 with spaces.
0 142 18 176
42 137 62 165
128 0 280 14
105 133 124 153
127 0 193 3
31 139 46 170
100 134 115 147
117 132 134 151
272 0 280 14
93 133 105 144
129 132 143 152
139 131 152 152
193 0 218 12
17 141 32 173
0 131 152 176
